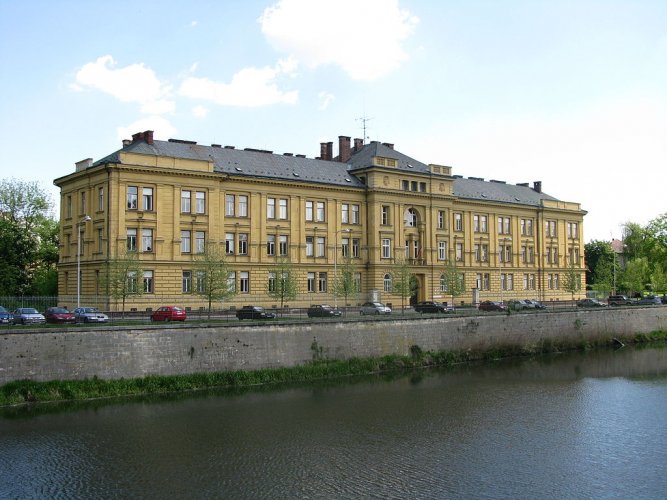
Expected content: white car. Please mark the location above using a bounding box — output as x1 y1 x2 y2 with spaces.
74 307 109 323
360 302 392 315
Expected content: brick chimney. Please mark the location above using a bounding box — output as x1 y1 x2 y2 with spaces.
320 142 328 160
533 181 542 193
131 130 155 145
326 142 333 161
382 142 394 150
353 138 364 152
338 136 351 163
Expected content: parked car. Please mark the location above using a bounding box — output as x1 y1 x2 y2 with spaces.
478 301 507 312
359 302 392 315
0 306 11 324
524 300 546 310
633 296 662 306
73 307 109 323
307 304 342 318
44 307 76 324
661 295 667 305
577 298 607 308
608 295 633 306
236 306 276 320
414 301 451 314
507 300 532 311
151 306 187 322
12 308 46 325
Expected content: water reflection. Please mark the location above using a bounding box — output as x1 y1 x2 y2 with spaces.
1 346 667 499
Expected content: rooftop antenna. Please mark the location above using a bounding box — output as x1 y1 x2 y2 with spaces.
356 115 373 143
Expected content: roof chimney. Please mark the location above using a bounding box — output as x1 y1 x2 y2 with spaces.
533 181 542 193
122 139 131 147
382 142 394 150
75 158 93 172
131 130 154 145
338 136 351 163
353 138 364 152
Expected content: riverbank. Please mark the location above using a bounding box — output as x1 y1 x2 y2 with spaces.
2 329 665 407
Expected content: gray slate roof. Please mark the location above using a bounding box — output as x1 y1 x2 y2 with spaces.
93 138 561 206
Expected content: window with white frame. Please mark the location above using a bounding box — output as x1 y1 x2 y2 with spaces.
142 188 153 211
383 273 392 292
279 198 288 219
498 216 511 234
127 186 138 210
521 218 534 236
143 270 154 293
98 187 104 212
307 272 315 292
142 229 153 252
438 210 445 229
127 271 138 293
127 228 137 251
316 237 325 257
195 191 205 214
352 238 360 258
352 204 360 224
238 196 248 217
238 234 248 255
382 206 390 225
195 231 205 253
267 235 275 256
279 235 288 256
225 195 235 216
454 213 463 231
225 233 235 255
568 222 579 239
181 230 191 253
240 271 249 293
306 236 314 257
226 272 235 293
341 238 349 257
440 274 448 292
182 271 192 293
318 272 327 292
355 272 361 293
438 241 447 260
316 202 325 222
267 198 276 219
196 271 206 293
546 220 557 238
181 191 191 213
474 215 488 233
305 201 313 221
404 208 417 227
382 238 391 258
456 242 463 261
342 204 349 223
268 272 276 292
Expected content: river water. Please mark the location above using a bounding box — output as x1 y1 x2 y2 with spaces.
1 346 667 499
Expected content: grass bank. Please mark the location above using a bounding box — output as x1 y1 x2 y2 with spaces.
1 330 666 407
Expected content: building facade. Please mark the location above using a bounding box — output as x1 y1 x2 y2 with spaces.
54 131 586 311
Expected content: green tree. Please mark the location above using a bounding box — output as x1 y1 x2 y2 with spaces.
562 261 582 301
650 265 667 294
102 248 144 316
332 256 359 311
391 257 417 313
584 240 615 290
620 257 650 296
440 259 465 306
267 257 299 312
193 242 235 319
0 218 34 295
0 178 53 232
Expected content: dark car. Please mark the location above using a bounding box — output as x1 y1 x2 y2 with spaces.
577 298 607 308
236 306 276 320
0 306 11 324
634 296 662 306
608 295 633 306
151 306 187 322
414 301 451 313
507 300 532 311
44 307 76 324
12 308 46 325
478 301 507 312
74 307 109 323
307 304 342 318
524 300 546 310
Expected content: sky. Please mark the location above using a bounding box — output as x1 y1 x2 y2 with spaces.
1 0 666 242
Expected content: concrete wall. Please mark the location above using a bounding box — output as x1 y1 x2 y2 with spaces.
1 307 666 384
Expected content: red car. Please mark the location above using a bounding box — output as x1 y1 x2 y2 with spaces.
44 307 76 324
151 306 187 322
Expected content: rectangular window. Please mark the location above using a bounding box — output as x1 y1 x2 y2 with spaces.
438 241 447 260
352 238 360 258
127 228 137 251
341 238 350 258
181 230 191 253
306 236 314 257
267 235 275 256
226 272 235 293
143 270 154 293
238 234 248 255
355 272 362 293
402 180 409 191
279 235 288 256
454 213 463 232
419 182 427 192
546 220 557 238
268 272 276 293
67 195 72 218
521 219 534 236
316 237 325 257
267 198 276 219
342 204 349 224
568 222 579 239
97 228 103 252
318 272 327 292
225 194 235 216
195 191 205 214
382 206 390 225
352 204 360 224
411 181 418 191
142 187 153 211
438 210 445 229
382 239 391 259
240 271 249 293
127 186 138 210
81 191 86 214
225 233 235 255
181 191 191 213
279 199 288 219
182 271 192 293
142 229 153 252
195 231 205 253
456 242 463 261
127 271 138 293
238 196 248 217
498 216 511 234
98 187 104 212
196 271 206 293
307 272 316 292
316 202 325 222
305 201 313 221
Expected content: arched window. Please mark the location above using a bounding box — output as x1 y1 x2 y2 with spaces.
383 273 393 292
404 208 418 227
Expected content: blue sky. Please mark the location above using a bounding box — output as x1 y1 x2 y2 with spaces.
1 0 666 242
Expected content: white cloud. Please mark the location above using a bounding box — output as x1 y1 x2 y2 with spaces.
259 0 418 80
318 91 335 110
192 105 209 118
73 55 174 114
117 116 178 143
179 58 298 107
409 94 667 242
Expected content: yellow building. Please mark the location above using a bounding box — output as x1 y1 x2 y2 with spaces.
54 131 586 311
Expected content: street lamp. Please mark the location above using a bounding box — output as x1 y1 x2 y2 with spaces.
77 215 92 309
499 236 512 305
333 228 352 310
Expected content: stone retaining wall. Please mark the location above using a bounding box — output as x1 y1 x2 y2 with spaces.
1 307 666 383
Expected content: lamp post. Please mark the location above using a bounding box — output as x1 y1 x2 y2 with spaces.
499 236 512 305
333 228 352 310
77 215 92 309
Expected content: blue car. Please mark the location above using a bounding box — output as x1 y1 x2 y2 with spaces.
0 306 11 324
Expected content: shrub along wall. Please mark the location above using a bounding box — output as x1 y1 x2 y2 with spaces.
1 307 666 384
